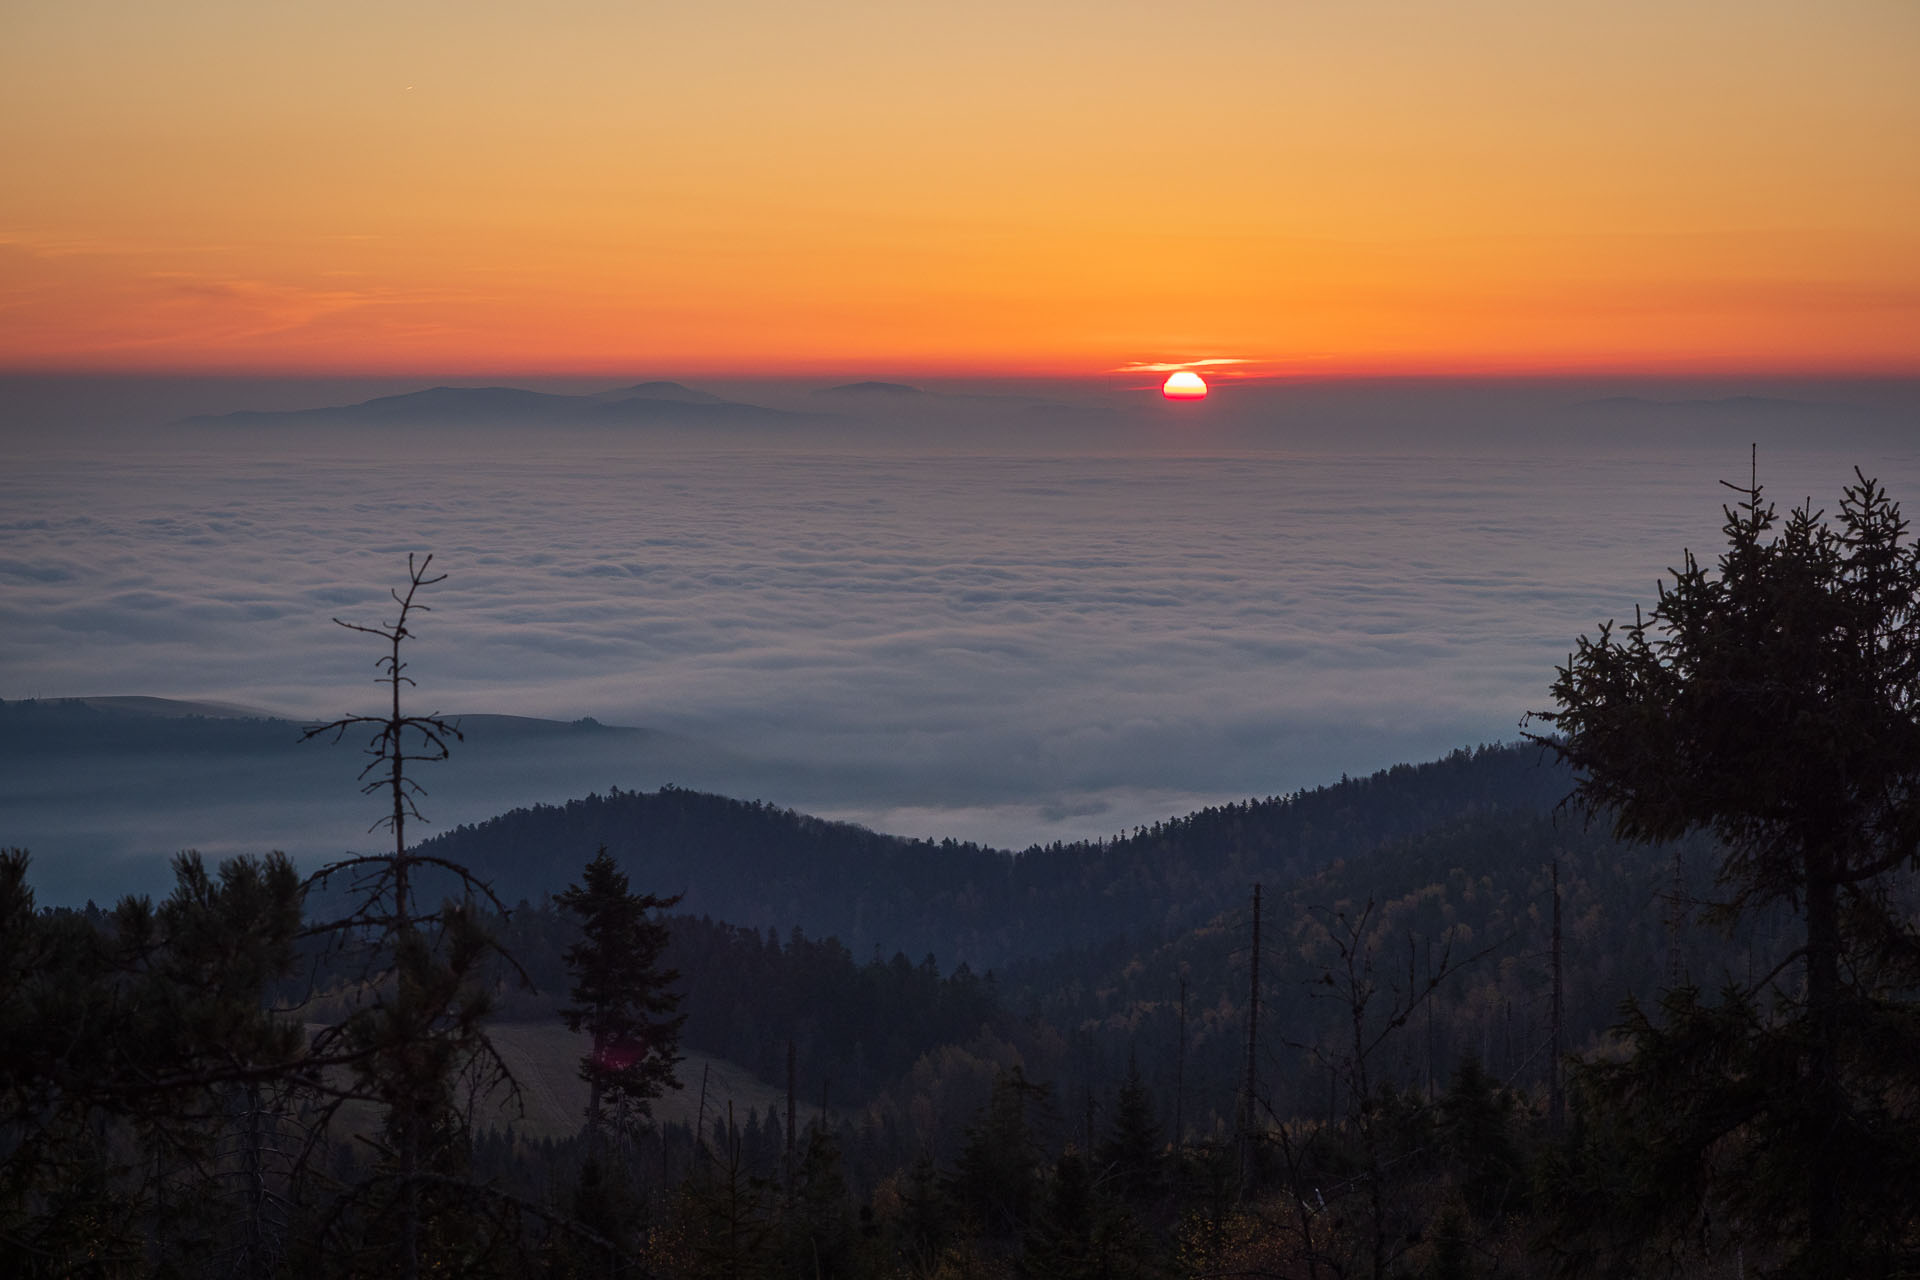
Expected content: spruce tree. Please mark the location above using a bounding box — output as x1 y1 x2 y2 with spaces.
1532 468 1920 1274
556 847 685 1137
950 1067 1052 1242
892 1153 951 1275
1097 1054 1164 1207
779 1126 855 1280
1433 1056 1518 1222
0 848 307 1276
1024 1153 1097 1280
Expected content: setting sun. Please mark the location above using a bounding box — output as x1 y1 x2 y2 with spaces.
1162 371 1208 400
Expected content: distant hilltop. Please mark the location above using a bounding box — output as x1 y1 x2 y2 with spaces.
165 375 1107 435
0 694 291 721
175 381 812 429
818 381 923 396
0 695 649 737
594 381 729 404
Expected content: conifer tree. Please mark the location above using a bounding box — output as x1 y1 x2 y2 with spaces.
1096 1054 1163 1208
1532 469 1920 1274
778 1126 856 1280
0 848 307 1275
1433 1056 1519 1222
676 1106 775 1280
1025 1153 1097 1280
950 1067 1053 1242
892 1153 951 1275
556 847 685 1137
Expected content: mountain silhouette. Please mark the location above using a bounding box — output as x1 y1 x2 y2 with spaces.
818 381 923 396
594 380 730 404
176 382 804 428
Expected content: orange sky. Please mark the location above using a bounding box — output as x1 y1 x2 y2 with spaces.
3 1 1917 376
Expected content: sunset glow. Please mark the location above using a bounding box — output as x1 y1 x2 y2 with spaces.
3 2 1917 377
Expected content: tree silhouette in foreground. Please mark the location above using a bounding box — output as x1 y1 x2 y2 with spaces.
302 554 525 1279
0 848 306 1276
1530 468 1920 1276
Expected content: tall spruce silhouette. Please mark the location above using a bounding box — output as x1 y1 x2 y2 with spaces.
556 846 685 1143
1531 467 1920 1274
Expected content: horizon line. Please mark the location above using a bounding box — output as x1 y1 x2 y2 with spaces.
7 362 1920 384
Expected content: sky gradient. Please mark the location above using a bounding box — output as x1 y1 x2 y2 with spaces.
4 1 1918 375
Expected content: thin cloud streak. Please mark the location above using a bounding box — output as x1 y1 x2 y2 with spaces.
1112 358 1256 373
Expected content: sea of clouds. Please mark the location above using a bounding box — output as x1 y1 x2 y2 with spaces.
6 379 1920 894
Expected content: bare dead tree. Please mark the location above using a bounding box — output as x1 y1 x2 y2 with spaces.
298 554 528 1280
1550 858 1565 1133
1173 973 1187 1149
303 552 463 933
1239 882 1261 1198
1272 898 1505 1280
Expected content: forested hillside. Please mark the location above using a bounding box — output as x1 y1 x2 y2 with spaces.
4 729 1909 1277
419 743 1570 969
462 786 1742 1157
997 811 1756 1136
486 908 1015 1106
403 741 1667 1167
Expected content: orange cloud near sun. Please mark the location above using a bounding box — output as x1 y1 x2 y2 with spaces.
2 2 1917 377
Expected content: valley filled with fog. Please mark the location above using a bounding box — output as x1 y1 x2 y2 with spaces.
6 376 1919 900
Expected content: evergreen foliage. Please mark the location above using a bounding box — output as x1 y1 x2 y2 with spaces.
777 1126 862 1280
414 745 1570 969
1096 1055 1164 1209
668 1111 777 1280
555 847 685 1131
1532 470 1920 1275
0 847 306 1277
1434 1056 1520 1223
950 1067 1055 1241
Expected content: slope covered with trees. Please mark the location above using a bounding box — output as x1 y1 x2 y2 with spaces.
417 743 1570 969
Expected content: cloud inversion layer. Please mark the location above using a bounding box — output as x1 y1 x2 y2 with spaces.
6 418 1917 875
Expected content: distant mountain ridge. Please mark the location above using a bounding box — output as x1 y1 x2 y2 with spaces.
592 381 729 404
0 695 653 755
818 381 923 396
41 694 290 720
175 381 813 429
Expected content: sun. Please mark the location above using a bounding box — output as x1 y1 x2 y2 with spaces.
1161 371 1208 400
